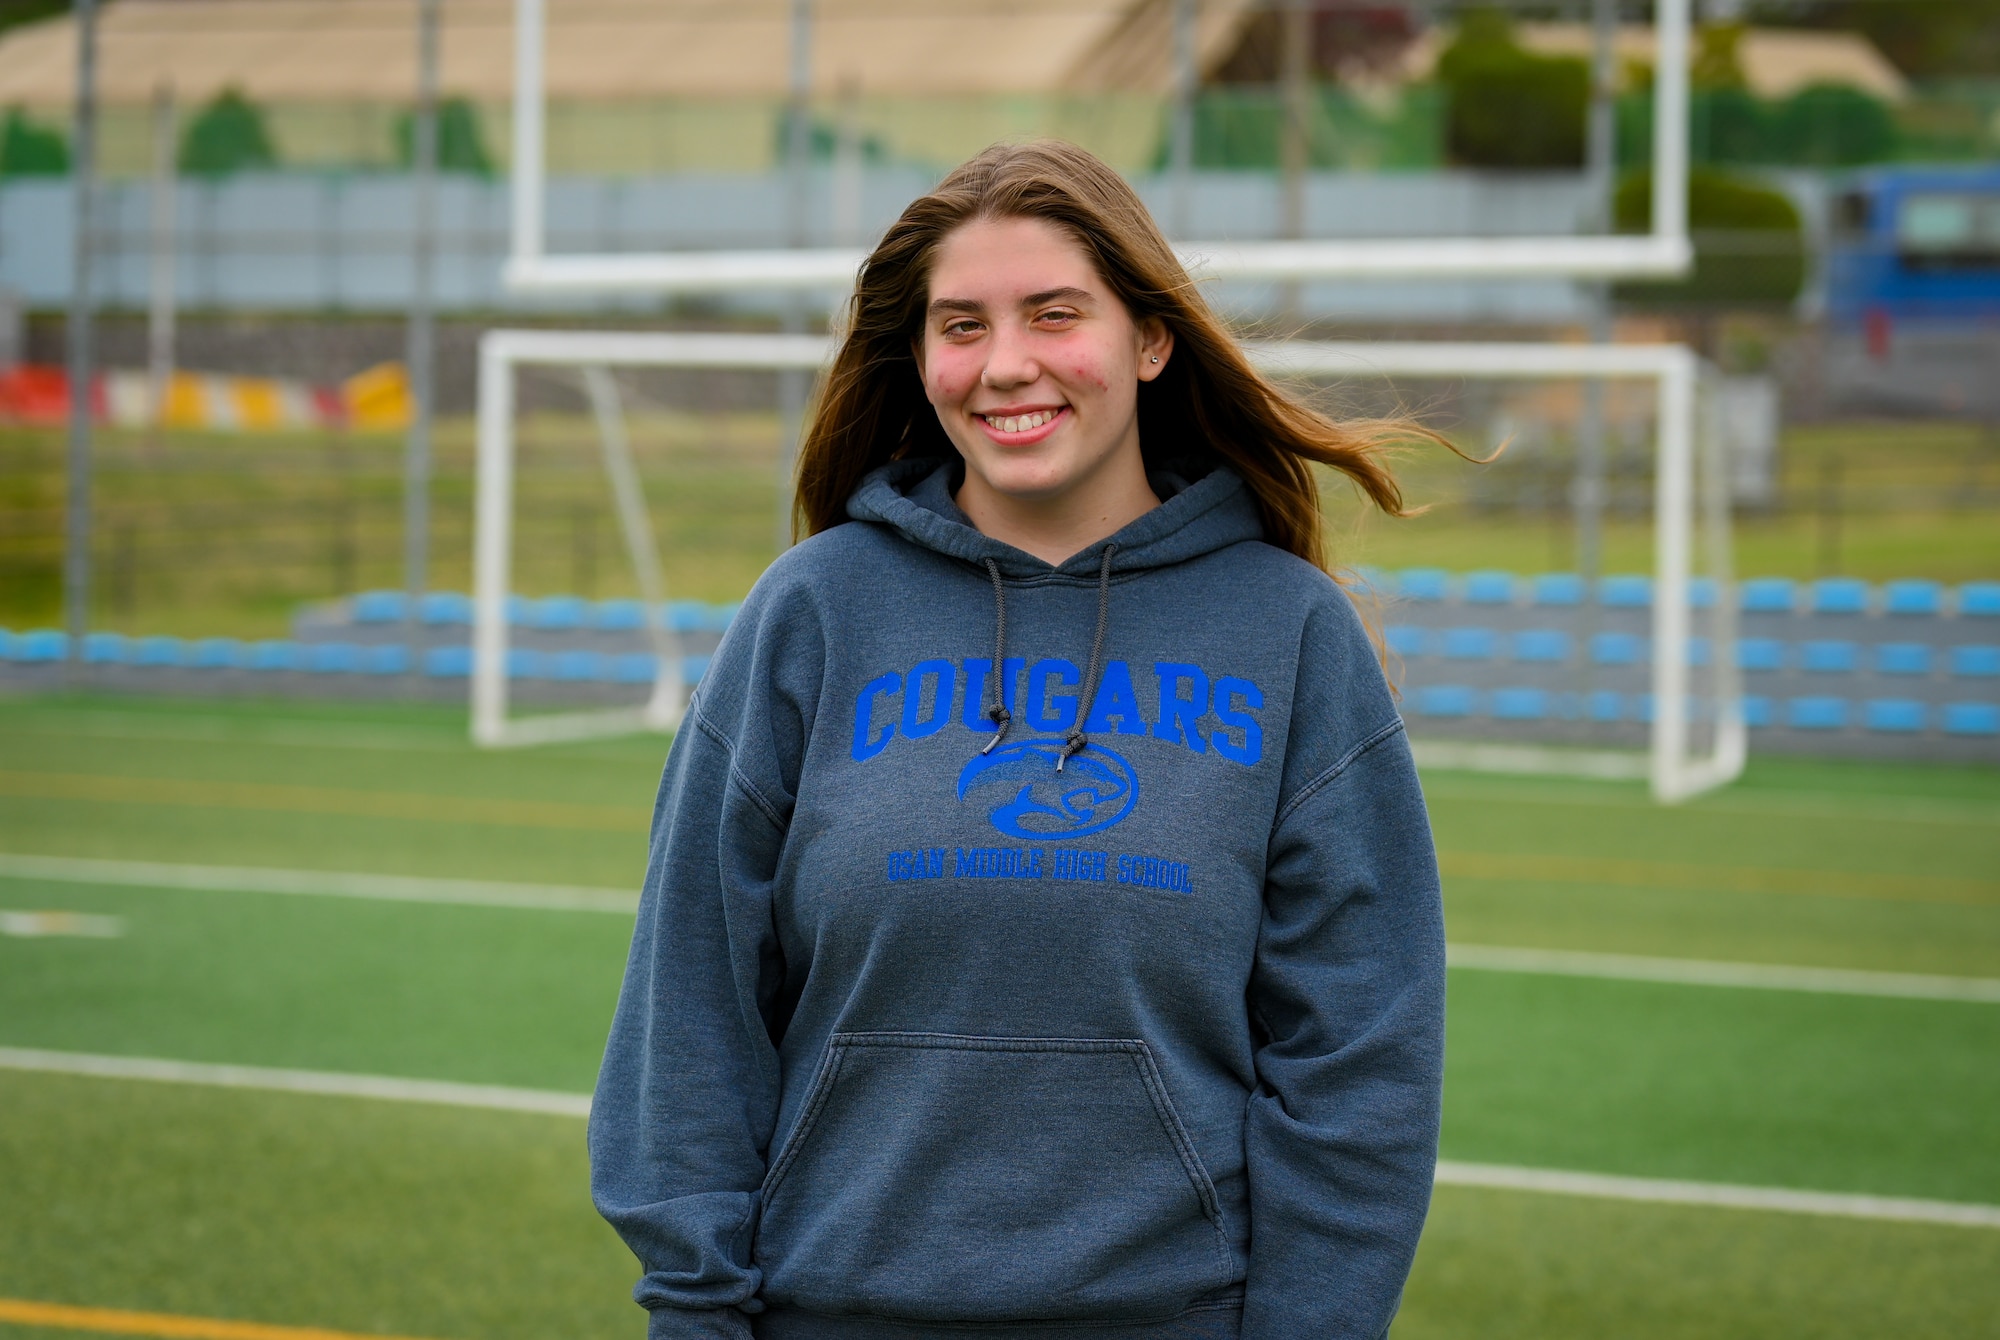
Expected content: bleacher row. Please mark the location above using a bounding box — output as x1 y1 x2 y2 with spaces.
345 590 742 634
1358 570 2000 616
1399 684 1998 736
1388 626 1999 676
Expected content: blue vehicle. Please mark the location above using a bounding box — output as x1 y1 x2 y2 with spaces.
1826 165 2000 328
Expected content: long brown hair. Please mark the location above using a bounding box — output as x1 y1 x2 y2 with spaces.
793 139 1444 572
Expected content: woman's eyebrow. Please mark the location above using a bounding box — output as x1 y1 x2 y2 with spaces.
1021 286 1093 307
927 296 984 316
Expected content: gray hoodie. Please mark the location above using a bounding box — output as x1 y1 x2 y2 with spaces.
589 459 1445 1340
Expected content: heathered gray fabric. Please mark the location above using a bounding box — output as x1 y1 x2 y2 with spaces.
589 460 1445 1340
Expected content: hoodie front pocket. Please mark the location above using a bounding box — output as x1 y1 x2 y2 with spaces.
756 1032 1235 1324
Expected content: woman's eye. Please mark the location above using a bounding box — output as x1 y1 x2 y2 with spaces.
1036 309 1078 326
943 320 982 338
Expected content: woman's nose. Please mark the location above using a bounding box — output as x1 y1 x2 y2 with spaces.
979 325 1040 389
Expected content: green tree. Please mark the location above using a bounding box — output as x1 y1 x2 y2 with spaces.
179 88 276 176
1435 7 1588 169
394 97 493 175
0 106 67 175
1772 84 1897 166
1614 168 1806 308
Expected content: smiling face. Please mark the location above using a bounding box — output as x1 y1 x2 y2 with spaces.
915 215 1172 559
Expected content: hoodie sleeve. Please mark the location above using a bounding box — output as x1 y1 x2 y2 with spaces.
587 579 824 1340
1240 599 1446 1340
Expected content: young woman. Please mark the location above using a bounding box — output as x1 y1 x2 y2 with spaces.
590 140 1446 1340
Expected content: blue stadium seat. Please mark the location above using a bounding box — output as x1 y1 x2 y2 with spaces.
683 653 714 684
506 648 550 679
1591 632 1643 666
18 630 66 662
1943 702 1999 735
1414 685 1475 717
666 600 709 633
82 632 127 664
707 604 740 633
1599 574 1652 607
1788 697 1849 730
1884 581 1942 616
1463 571 1515 605
352 591 406 623
1864 699 1926 733
1398 568 1451 603
243 641 304 671
1532 573 1585 606
1385 625 1427 658
1689 577 1719 609
552 650 607 681
531 596 588 630
1742 695 1774 728
1740 577 1797 613
1810 578 1870 615
133 636 185 667
420 592 473 625
424 646 473 677
190 638 240 669
1686 637 1711 666
1347 566 1391 598
1491 687 1549 720
1632 694 1654 723
1952 646 2000 677
1877 643 1932 676
358 644 409 675
1512 629 1570 662
1587 690 1624 722
1959 583 2000 617
504 595 534 627
1442 627 1498 660
305 643 363 674
611 653 659 684
1737 638 1784 672
594 599 645 631
1801 641 1859 674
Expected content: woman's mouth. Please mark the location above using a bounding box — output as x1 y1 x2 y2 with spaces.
975 406 1068 445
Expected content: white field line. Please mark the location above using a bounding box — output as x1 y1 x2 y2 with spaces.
1448 943 2000 1003
0 853 638 914
1435 1161 2000 1229
0 1047 590 1117
1 1047 1992 1231
6 854 1994 1004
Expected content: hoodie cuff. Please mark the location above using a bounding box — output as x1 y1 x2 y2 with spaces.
647 1305 754 1340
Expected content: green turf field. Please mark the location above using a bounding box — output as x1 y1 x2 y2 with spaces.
1 694 1996 1339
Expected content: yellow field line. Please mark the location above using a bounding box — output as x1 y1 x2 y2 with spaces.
0 1298 434 1340
0 770 647 833
1439 850 1999 907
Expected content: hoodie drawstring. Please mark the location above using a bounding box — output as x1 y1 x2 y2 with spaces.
979 558 1012 755
1057 545 1116 772
979 545 1118 769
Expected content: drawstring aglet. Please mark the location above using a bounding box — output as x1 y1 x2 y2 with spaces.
1056 730 1086 771
981 709 1012 755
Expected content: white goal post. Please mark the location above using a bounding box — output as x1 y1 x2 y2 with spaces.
500 0 1694 295
471 330 1743 803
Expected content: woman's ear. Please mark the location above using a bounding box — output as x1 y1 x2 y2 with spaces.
1136 317 1174 383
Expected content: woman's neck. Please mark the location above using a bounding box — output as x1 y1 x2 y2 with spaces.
954 454 1161 567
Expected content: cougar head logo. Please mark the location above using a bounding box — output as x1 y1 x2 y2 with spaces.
956 739 1140 839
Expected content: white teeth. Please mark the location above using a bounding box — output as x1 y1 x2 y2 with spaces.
986 410 1054 432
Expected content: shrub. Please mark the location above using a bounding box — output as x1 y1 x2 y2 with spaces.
1436 7 1587 168
394 98 493 175
1614 168 1806 307
0 107 66 175
179 89 276 176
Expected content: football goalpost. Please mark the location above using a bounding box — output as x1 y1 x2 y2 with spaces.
472 0 1742 802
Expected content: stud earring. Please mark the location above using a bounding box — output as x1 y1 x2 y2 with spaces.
1150 356 1160 363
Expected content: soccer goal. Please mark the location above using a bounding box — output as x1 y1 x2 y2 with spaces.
471 330 1743 801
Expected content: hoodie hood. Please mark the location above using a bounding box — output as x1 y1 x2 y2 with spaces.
845 458 1264 579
